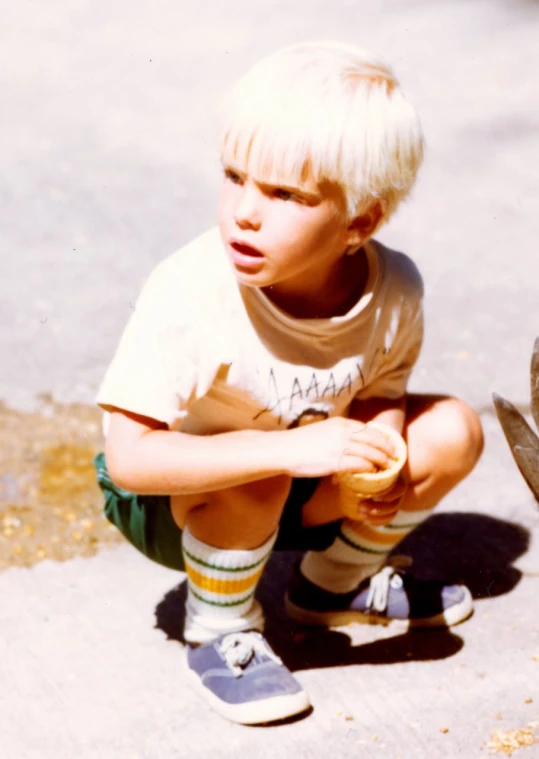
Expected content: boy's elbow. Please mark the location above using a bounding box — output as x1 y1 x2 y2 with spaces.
104 440 141 493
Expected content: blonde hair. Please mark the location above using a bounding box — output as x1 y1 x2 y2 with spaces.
220 41 424 226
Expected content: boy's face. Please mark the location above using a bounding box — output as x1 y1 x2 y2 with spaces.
218 165 361 297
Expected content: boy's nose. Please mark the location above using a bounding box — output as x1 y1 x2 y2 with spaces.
234 187 261 230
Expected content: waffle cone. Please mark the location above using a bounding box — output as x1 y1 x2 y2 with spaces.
337 422 407 518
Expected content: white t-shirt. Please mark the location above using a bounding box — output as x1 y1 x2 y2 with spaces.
97 228 423 434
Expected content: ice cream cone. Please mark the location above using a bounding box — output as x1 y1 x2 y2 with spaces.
337 422 408 518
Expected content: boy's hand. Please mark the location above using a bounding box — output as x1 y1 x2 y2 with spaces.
284 417 397 478
343 475 408 525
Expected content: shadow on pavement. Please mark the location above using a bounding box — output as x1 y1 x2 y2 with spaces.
391 512 529 599
154 578 465 671
154 512 528 671
271 628 465 673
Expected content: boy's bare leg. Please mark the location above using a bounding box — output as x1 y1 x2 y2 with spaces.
398 393 484 513
170 473 292 549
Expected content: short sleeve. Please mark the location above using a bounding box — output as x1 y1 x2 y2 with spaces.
96 259 199 429
361 301 424 399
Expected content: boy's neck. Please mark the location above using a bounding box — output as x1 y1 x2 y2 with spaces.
261 248 369 320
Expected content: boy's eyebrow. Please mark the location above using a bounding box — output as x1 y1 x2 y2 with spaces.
222 162 321 201
222 163 244 179
257 179 321 201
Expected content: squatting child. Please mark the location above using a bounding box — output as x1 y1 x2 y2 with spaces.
95 41 484 725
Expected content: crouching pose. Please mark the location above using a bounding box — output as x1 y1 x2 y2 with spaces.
95 41 483 725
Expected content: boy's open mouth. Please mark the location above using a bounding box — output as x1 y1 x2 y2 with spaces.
230 241 264 258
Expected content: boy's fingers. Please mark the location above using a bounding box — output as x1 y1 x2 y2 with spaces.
348 441 394 470
351 427 396 458
338 447 389 473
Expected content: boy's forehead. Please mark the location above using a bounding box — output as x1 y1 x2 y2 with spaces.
222 155 322 192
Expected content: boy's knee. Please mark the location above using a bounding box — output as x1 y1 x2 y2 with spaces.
235 474 293 507
431 398 484 476
171 474 292 529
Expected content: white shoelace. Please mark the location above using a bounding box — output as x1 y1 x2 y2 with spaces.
365 556 412 613
218 632 283 678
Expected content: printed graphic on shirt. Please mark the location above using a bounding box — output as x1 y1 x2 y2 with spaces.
287 404 330 429
253 363 365 425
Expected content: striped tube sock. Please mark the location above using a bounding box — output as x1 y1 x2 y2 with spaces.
182 527 277 644
300 508 434 593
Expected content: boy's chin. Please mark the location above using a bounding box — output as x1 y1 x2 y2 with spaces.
231 268 274 289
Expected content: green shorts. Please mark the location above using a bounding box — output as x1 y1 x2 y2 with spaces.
94 453 341 571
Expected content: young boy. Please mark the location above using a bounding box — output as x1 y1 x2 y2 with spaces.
95 41 483 725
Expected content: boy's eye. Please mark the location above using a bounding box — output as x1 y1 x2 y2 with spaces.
224 168 242 184
274 188 296 201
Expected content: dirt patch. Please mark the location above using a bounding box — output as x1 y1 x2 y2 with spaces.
0 395 123 571
485 722 539 755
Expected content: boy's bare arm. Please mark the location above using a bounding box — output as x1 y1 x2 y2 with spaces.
105 408 397 496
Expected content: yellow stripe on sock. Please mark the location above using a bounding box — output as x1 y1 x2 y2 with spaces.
344 519 407 547
186 565 265 595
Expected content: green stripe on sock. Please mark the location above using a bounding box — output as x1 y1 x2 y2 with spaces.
189 587 256 608
183 547 269 574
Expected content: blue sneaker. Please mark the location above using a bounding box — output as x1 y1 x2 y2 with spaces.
285 562 473 628
185 630 310 724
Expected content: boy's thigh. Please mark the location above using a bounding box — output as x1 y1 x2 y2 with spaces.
404 392 482 446
94 453 340 571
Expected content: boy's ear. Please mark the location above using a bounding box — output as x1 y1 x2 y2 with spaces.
346 201 385 246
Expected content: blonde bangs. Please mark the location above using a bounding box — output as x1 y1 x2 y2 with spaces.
220 42 424 222
220 84 333 192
